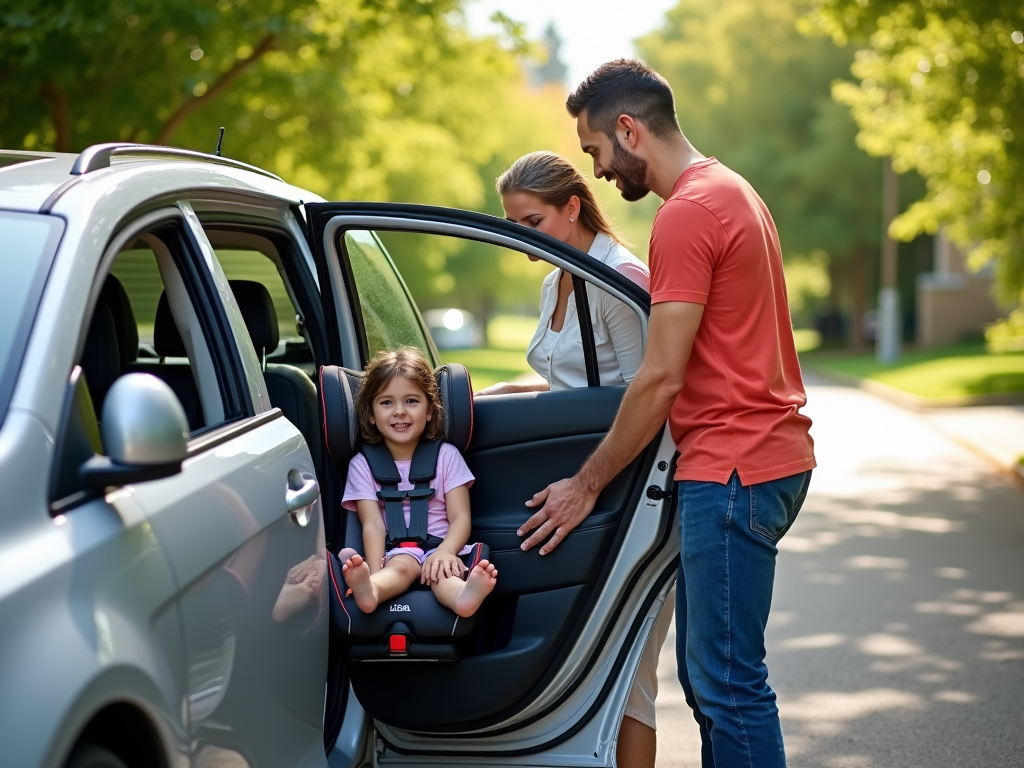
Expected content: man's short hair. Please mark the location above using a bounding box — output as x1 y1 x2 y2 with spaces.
566 59 680 140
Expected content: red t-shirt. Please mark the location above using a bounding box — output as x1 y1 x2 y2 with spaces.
649 158 815 485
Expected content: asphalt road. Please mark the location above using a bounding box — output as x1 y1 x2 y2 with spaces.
654 378 1024 768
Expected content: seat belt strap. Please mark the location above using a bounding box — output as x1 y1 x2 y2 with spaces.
360 443 408 548
360 440 443 550
406 440 441 545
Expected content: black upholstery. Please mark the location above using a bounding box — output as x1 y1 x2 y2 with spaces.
128 291 204 431
98 275 139 368
319 365 362 470
228 280 279 358
80 302 121 415
153 292 188 358
229 280 321 467
436 363 474 452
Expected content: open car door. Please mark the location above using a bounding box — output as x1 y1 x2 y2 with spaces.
306 203 679 766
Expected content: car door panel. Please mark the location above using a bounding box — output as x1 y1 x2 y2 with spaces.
134 414 327 767
468 385 626 449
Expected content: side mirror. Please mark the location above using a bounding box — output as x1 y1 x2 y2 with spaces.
80 373 189 489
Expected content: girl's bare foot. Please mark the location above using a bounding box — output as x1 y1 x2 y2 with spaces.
454 560 498 618
342 554 378 613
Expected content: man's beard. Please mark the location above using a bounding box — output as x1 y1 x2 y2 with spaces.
606 140 650 201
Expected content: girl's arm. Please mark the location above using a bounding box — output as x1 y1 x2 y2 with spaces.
354 499 387 573
421 483 472 584
439 484 472 554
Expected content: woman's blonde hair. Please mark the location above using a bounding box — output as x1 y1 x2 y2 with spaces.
496 151 625 244
357 347 445 444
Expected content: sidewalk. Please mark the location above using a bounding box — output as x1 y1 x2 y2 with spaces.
804 371 1024 482
922 404 1024 482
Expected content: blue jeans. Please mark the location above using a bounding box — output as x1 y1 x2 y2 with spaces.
675 470 811 768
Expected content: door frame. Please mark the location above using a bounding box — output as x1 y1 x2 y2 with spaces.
306 203 678 760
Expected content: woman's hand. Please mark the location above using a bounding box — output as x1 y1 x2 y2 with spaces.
421 549 466 585
475 381 549 397
475 382 515 396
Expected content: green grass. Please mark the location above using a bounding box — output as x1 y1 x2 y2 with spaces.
802 342 1024 399
487 314 538 351
793 329 822 354
439 347 535 390
437 314 538 390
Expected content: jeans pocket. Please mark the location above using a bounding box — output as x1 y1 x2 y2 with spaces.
749 472 809 542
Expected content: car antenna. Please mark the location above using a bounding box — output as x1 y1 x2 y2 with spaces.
214 127 226 157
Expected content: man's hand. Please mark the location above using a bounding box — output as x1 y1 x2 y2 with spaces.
518 477 599 555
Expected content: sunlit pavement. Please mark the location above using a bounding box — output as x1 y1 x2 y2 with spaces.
654 376 1024 768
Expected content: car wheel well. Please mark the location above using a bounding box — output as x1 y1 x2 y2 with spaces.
67 703 167 768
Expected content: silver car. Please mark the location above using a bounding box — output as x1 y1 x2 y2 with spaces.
0 144 678 768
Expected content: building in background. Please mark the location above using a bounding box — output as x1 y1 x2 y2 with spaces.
529 22 569 87
917 232 1001 347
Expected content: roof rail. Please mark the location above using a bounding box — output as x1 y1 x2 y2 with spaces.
70 142 284 182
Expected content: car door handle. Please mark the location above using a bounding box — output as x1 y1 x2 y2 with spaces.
285 474 319 527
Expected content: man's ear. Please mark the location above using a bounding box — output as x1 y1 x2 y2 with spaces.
617 115 640 148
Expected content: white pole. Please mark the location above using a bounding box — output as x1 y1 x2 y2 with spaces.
877 158 901 363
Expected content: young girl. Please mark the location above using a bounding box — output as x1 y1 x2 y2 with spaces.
340 347 497 618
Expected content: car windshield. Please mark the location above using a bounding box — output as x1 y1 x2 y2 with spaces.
0 211 64 425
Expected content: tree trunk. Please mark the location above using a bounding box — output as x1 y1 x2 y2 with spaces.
40 81 72 152
155 34 276 146
848 241 872 349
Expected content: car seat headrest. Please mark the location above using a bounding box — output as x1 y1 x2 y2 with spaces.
80 302 121 412
228 280 280 359
153 292 188 359
319 362 474 470
99 274 138 368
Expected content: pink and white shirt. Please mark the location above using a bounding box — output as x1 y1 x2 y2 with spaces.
342 442 475 544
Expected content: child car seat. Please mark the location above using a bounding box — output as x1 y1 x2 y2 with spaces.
319 362 489 660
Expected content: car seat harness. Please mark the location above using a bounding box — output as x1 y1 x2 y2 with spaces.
360 439 446 552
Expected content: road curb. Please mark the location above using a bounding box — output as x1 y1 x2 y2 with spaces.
807 367 1024 482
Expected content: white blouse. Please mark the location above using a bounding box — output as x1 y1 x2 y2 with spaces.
526 233 649 390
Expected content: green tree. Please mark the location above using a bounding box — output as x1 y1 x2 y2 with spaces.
803 0 1024 339
1 1 554 325
636 0 885 344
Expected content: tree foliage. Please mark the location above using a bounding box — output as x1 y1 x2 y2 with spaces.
0 0 558 318
635 0 884 333
803 0 1024 315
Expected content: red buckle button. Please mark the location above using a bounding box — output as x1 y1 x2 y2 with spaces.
388 634 408 654
398 542 419 549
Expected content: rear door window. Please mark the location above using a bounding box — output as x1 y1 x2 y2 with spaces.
343 230 434 363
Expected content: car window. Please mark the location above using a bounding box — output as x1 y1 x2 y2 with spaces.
379 230 545 390
0 211 64 424
213 247 317 377
109 247 161 353
376 230 647 391
343 230 433 363
214 250 298 348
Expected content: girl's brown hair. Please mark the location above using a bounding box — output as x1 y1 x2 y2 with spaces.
496 151 625 244
357 347 445 444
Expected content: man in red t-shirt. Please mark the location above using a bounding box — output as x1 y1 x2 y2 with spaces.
519 60 814 768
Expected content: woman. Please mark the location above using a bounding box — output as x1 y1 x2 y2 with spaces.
479 150 648 393
481 151 673 768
